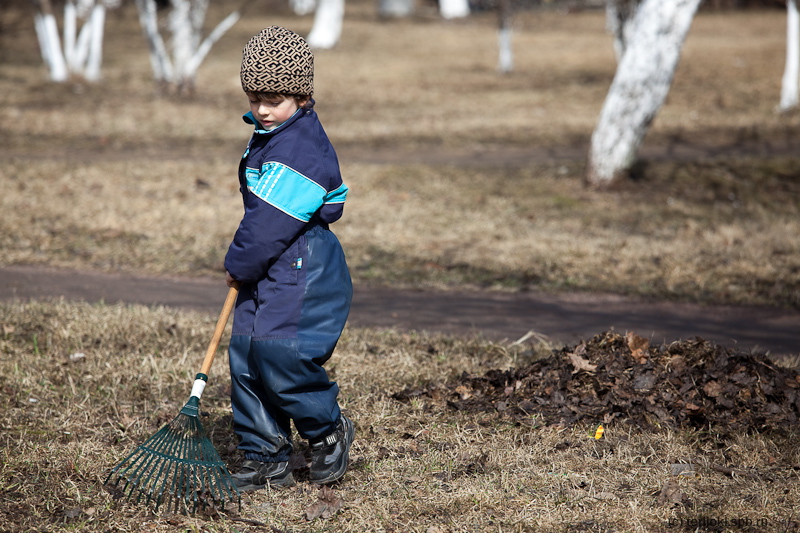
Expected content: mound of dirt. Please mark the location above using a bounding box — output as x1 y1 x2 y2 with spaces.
394 332 800 433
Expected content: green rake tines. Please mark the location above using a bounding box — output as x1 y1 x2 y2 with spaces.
105 389 239 513
106 286 241 513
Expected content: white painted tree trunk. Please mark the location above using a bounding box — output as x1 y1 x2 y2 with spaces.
496 0 512 73
135 0 173 83
586 0 701 188
439 0 469 19
307 0 344 49
497 28 513 73
378 0 414 19
169 0 196 87
84 4 106 81
605 0 639 62
185 10 240 75
291 0 317 16
33 0 68 81
779 0 799 112
32 0 113 82
63 1 77 65
134 0 240 94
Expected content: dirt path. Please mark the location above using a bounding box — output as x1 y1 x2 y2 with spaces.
2 265 798 357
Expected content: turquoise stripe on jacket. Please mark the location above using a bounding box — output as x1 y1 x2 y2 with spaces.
245 162 349 223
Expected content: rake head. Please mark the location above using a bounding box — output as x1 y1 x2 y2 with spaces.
105 397 240 514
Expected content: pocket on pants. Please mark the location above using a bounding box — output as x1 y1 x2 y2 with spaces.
269 235 306 286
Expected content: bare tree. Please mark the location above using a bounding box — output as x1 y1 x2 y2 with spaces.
779 0 799 112
134 0 240 94
31 0 118 82
586 0 702 188
306 0 345 49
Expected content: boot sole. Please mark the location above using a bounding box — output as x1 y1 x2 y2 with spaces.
233 473 296 492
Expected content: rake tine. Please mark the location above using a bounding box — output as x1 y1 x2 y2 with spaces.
164 426 186 511
105 286 240 513
166 419 194 512
140 428 180 505
136 430 175 504
152 427 185 509
116 443 160 501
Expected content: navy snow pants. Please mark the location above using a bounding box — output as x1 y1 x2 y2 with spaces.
228 224 352 463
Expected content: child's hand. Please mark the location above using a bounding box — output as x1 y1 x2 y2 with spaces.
225 271 238 288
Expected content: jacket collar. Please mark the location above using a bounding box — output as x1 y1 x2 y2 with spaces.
242 99 315 135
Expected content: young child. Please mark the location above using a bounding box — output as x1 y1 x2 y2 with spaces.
224 26 354 490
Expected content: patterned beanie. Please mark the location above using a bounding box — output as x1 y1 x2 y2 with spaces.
240 26 314 96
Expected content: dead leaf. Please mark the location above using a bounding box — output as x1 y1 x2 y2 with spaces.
567 353 597 373
455 385 472 400
393 331 800 433
62 508 84 521
306 486 344 521
657 479 686 506
668 355 687 372
670 464 697 477
703 381 723 397
626 332 650 361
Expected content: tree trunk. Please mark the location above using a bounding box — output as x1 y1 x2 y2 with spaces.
134 0 238 94
32 0 69 81
135 0 173 84
378 0 414 18
32 0 113 82
291 0 317 15
307 0 344 49
779 0 799 112
185 9 239 75
605 0 639 62
169 0 195 89
84 4 105 80
63 0 77 67
439 0 469 19
586 0 701 188
497 0 513 73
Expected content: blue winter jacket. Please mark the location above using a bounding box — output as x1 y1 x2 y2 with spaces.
224 101 348 283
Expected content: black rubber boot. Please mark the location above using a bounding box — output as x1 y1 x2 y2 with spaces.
309 414 355 485
231 459 296 491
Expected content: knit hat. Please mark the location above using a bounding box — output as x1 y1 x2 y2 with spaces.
240 26 314 96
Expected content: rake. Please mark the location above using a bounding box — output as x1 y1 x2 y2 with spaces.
106 285 240 513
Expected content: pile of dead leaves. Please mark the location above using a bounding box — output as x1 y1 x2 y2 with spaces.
393 331 800 433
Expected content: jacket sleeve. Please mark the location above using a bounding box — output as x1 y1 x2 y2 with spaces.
224 161 328 283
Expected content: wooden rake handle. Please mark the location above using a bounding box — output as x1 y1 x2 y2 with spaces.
199 284 239 376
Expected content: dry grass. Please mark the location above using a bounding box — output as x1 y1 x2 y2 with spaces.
1 5 800 530
1 299 799 532
1 2 799 307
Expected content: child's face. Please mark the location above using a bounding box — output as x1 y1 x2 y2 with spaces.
248 93 301 131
